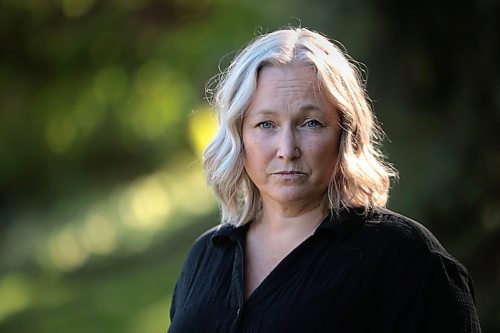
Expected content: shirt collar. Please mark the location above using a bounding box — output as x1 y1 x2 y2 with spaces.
210 207 370 245
316 207 367 240
210 222 249 245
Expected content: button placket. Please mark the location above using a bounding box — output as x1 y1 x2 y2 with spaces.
229 239 245 332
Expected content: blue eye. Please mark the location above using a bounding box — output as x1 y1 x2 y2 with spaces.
304 120 320 128
258 121 273 129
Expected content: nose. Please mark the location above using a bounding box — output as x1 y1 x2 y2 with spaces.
277 127 300 160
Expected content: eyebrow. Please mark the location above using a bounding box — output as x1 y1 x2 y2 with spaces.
250 104 323 116
299 104 322 112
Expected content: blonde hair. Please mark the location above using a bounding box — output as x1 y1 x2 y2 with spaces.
203 28 397 225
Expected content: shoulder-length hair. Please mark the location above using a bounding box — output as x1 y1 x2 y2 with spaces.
203 28 397 226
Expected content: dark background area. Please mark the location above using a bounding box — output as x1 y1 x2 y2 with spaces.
0 0 498 331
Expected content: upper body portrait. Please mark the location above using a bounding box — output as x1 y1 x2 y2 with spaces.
167 28 481 332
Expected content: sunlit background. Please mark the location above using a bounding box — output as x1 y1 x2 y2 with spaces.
0 0 499 332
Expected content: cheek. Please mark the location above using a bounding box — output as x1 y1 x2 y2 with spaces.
305 135 338 156
245 154 281 191
244 133 272 157
307 138 339 173
244 145 270 170
243 135 269 170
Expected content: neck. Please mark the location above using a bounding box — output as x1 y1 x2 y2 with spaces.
254 200 328 239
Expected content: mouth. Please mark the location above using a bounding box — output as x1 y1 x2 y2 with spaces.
271 171 307 176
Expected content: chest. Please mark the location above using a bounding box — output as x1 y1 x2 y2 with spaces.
244 235 304 299
169 237 382 333
169 218 440 333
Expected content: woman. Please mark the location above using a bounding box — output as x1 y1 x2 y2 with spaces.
168 28 481 332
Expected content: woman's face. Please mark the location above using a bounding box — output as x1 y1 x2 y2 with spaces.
242 62 340 212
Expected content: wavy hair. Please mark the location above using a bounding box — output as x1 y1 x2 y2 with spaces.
203 28 397 225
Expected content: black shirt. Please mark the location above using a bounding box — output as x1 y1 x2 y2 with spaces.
168 208 481 332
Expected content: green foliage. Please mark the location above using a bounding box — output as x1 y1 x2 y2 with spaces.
0 0 499 332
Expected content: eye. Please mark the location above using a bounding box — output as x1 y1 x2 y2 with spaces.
258 121 274 129
304 119 321 128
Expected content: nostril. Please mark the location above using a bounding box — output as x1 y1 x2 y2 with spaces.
277 147 301 160
276 128 300 159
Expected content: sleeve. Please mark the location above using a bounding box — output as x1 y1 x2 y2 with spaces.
168 257 187 333
167 228 215 332
400 252 481 333
169 273 181 321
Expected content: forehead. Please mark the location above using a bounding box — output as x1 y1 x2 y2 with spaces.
256 63 318 92
249 63 332 112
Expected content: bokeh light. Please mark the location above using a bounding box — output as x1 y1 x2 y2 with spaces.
0 0 497 332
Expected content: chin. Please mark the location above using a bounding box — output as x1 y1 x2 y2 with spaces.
271 190 317 205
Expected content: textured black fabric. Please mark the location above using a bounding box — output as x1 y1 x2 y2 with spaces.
168 208 481 332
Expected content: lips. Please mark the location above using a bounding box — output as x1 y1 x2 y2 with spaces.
271 171 306 175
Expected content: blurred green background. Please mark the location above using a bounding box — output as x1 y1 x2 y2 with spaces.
0 0 498 332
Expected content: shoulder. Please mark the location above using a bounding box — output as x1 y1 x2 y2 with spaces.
351 207 474 286
343 207 456 263
355 210 481 330
367 207 447 253
183 223 238 264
